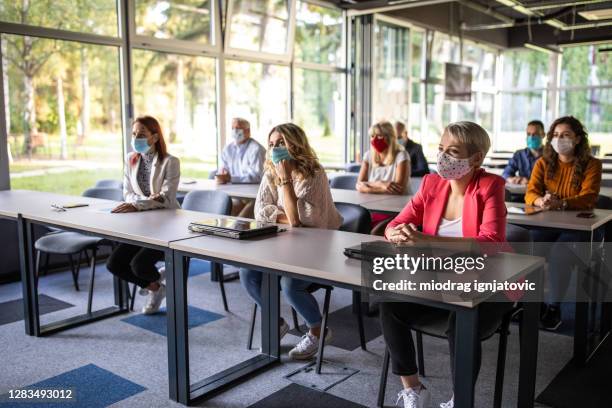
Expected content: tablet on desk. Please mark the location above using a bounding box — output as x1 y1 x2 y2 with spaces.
188 218 278 239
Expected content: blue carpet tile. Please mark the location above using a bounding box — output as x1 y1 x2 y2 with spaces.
121 306 224 336
0 364 145 407
188 259 211 277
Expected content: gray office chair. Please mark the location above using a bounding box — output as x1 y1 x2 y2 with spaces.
346 163 362 173
95 179 123 189
177 190 232 312
34 187 122 314
330 174 359 190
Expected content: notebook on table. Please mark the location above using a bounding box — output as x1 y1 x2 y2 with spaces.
188 218 278 240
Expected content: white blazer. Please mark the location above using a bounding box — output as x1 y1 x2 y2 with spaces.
123 152 181 211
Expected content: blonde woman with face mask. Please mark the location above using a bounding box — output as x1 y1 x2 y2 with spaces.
238 123 343 361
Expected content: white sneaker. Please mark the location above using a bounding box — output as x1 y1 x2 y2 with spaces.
142 284 166 314
395 387 431 408
138 268 165 296
280 319 290 339
288 328 332 360
439 396 453 408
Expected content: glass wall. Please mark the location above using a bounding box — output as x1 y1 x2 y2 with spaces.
0 0 350 195
3 33 123 195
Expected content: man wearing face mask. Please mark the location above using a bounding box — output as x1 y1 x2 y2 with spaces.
216 117 266 185
502 120 545 185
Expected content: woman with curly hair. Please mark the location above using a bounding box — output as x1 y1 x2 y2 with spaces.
526 116 602 330
239 123 343 360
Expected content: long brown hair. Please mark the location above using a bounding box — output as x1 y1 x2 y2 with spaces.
265 123 322 184
543 116 591 190
129 116 168 166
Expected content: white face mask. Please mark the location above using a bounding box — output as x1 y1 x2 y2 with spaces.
436 151 473 180
232 128 245 144
551 137 574 155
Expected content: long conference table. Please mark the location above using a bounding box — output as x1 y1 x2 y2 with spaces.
2 189 545 408
179 179 612 365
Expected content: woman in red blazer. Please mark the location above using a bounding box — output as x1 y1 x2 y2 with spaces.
381 121 511 408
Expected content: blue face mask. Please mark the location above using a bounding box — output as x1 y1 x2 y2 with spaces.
526 135 542 150
270 147 292 164
133 138 151 154
232 128 245 144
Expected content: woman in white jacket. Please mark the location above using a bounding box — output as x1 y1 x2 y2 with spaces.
107 115 180 314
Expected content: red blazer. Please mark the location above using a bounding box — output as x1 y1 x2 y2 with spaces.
386 169 508 244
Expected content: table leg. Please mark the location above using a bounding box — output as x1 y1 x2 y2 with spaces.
261 273 280 358
517 265 542 408
17 216 38 336
172 251 190 405
453 308 478 408
165 249 178 402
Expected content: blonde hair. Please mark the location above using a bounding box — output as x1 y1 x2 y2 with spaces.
443 121 491 165
265 123 322 184
369 121 404 167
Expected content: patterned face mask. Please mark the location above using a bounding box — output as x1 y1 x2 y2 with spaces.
436 151 473 180
551 137 574 155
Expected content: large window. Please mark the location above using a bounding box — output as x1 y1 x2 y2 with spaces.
135 0 214 45
0 0 118 37
294 69 344 164
561 44 612 87
227 0 292 55
3 34 123 195
294 1 343 66
132 50 218 175
225 60 290 145
372 20 410 125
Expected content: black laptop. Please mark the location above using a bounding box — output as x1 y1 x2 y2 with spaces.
188 218 278 240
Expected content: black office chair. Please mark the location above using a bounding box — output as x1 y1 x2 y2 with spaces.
34 187 122 314
166 190 233 312
377 225 530 408
330 174 359 190
377 306 520 408
346 163 362 173
95 179 123 189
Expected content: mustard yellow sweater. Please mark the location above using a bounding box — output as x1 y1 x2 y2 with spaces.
525 157 602 210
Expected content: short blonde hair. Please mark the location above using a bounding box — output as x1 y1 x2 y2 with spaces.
232 117 250 129
444 121 491 157
369 121 403 167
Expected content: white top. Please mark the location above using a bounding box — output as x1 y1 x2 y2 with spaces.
363 149 412 194
220 138 266 183
437 217 463 238
255 169 343 229
124 152 181 211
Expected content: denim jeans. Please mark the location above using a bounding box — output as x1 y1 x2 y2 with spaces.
239 268 322 328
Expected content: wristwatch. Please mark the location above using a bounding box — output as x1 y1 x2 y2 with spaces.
561 199 568 210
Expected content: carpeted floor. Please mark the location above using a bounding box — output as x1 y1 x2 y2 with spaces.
0 260 587 407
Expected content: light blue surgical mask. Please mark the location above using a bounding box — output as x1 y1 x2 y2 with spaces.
232 128 245 144
271 147 292 164
132 138 151 154
526 135 542 150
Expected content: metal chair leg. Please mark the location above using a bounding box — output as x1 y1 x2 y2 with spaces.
315 288 332 374
43 252 50 276
416 331 425 377
291 308 302 333
34 250 41 288
130 284 137 311
68 254 80 291
247 303 257 350
355 297 367 350
377 348 390 408
214 263 229 312
87 248 97 315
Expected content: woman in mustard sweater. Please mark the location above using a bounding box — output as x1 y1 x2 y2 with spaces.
526 116 602 330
